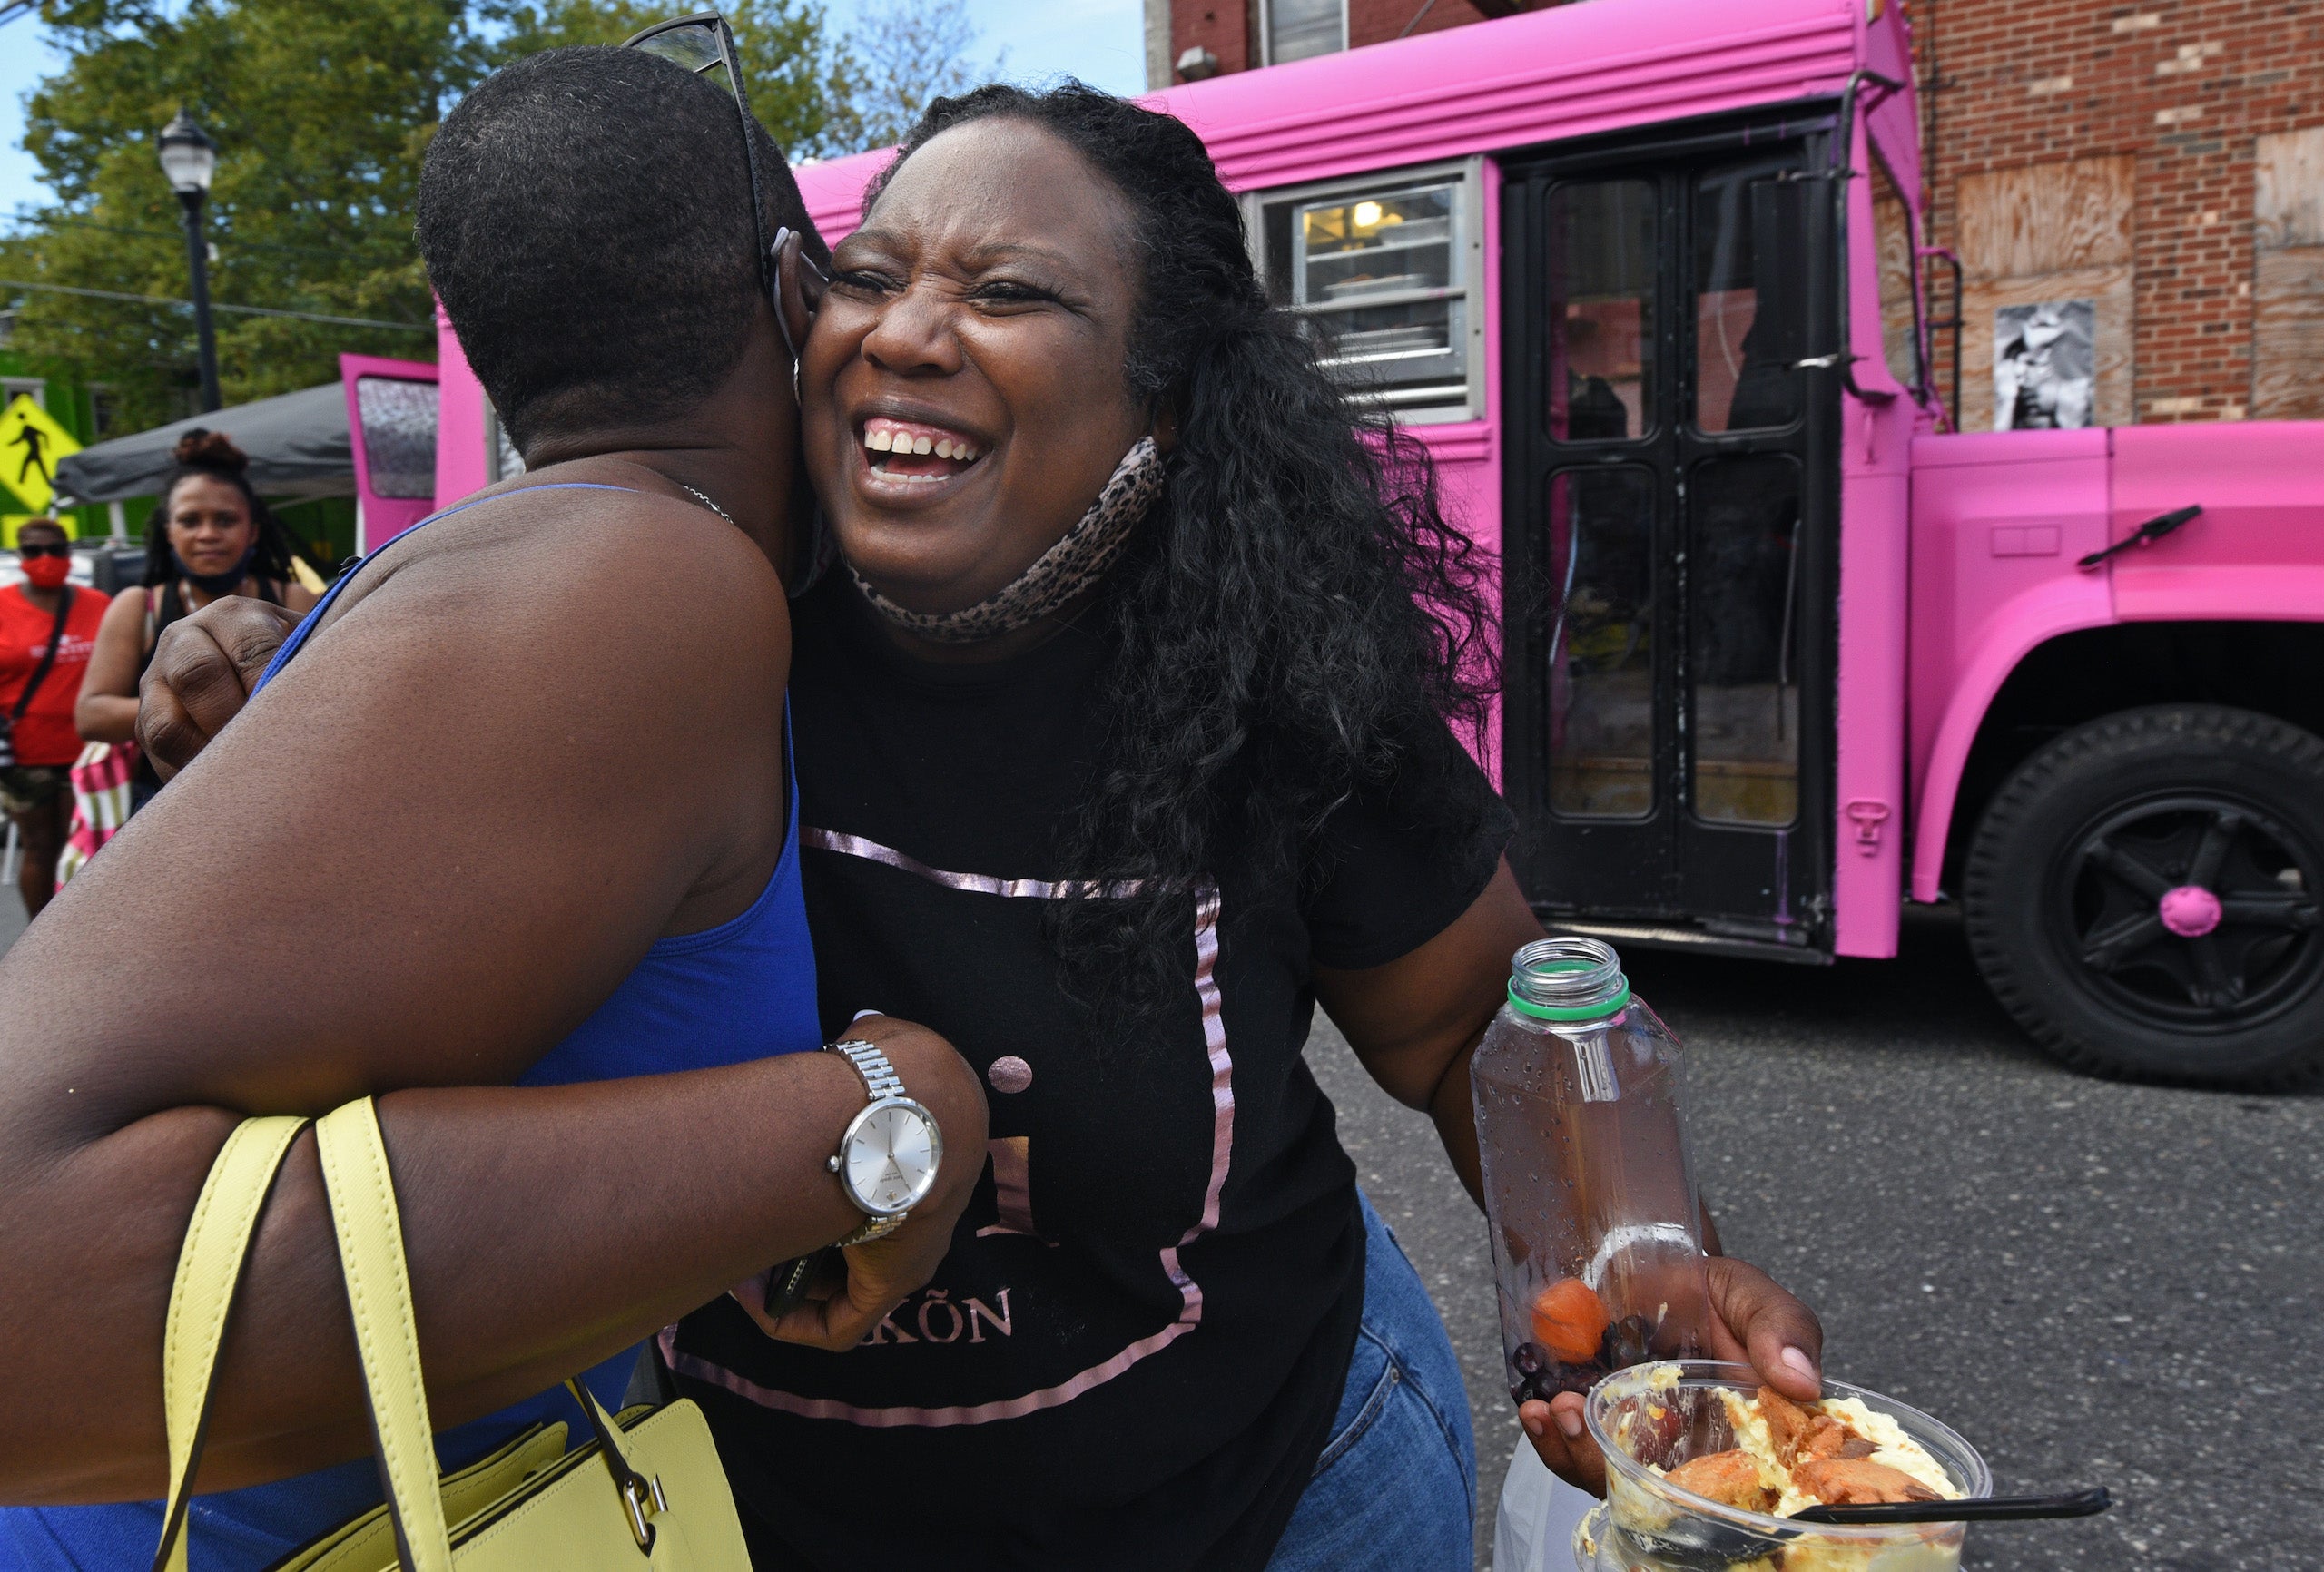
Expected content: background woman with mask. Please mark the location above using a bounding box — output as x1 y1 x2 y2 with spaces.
75 429 319 808
0 516 107 915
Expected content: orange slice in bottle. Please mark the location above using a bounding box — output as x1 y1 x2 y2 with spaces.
1530 1276 1610 1364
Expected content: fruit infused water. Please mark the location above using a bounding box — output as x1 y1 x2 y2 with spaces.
1470 937 1710 1408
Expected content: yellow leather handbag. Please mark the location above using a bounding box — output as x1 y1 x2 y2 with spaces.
152 1101 753 1572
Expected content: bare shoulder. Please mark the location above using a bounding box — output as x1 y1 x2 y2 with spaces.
302 485 789 706
98 585 149 624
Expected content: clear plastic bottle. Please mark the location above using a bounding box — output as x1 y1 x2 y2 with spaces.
1471 936 1710 1409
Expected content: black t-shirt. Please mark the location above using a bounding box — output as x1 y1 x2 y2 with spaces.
668 577 1512 1571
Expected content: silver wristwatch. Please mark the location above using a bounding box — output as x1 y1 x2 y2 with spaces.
823 1038 943 1245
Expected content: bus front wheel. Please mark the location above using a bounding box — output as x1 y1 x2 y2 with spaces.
1963 704 2324 1090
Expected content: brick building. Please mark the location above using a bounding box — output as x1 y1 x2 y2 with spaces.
1140 0 2324 426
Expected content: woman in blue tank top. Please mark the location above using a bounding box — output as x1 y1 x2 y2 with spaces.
0 50 986 1570
0 486 823 1568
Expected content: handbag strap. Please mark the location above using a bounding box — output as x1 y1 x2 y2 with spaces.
10 585 75 725
153 1115 312 1572
311 1098 458 1572
310 1101 669 1564
153 1100 667 1572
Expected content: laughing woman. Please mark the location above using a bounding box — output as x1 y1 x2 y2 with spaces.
657 84 1827 1572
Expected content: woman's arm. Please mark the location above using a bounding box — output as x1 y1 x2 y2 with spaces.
0 496 986 1505
11 1025 980 1504
1314 858 1821 1493
74 586 148 742
1313 858 1541 1206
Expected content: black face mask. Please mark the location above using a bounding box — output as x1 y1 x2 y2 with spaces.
176 545 256 597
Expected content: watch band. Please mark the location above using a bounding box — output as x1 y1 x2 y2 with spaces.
825 1038 915 1245
826 1037 904 1100
835 1213 906 1246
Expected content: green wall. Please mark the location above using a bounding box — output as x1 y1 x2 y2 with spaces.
2 345 350 571
0 343 111 542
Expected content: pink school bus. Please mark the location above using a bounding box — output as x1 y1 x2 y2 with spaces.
419 0 2324 1087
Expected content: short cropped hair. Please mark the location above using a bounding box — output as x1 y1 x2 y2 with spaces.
417 46 828 451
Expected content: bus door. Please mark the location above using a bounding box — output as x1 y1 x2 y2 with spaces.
1499 114 1842 957
340 353 441 555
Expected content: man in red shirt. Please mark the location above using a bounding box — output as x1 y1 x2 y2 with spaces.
0 518 108 916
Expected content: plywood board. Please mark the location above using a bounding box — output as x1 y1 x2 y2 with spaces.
1956 158 2135 280
2254 244 2324 420
1960 265 2134 430
2255 127 2324 252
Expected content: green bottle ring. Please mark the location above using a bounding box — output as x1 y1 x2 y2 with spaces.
1505 977 1631 1022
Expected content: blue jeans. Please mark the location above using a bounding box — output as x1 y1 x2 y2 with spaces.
1265 1192 1477 1572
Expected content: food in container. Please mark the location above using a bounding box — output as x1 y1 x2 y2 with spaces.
1572 1361 1990 1572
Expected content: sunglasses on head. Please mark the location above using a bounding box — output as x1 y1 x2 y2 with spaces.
623 14 776 298
623 11 824 364
16 542 70 560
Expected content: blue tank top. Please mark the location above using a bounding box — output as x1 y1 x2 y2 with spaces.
0 486 822 1570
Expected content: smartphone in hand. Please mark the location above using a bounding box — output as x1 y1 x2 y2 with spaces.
763 1247 839 1320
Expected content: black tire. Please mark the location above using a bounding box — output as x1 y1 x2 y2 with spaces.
1962 704 2324 1089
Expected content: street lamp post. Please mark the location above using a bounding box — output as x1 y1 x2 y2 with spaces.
156 109 222 413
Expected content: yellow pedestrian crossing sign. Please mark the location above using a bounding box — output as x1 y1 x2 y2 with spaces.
1 394 81 515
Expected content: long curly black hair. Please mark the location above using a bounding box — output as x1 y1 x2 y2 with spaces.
143 429 300 590
870 84 1500 1022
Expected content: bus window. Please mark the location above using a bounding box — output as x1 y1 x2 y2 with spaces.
1547 467 1657 820
1254 161 1482 419
353 376 439 499
1546 179 1656 442
1693 162 1809 434
1688 451 1802 827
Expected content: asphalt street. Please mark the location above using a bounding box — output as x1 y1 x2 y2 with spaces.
1308 903 2321 1572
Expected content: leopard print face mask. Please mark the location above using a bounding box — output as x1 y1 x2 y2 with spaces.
848 436 1164 645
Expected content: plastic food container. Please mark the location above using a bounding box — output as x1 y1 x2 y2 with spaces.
1572 1361 1991 1572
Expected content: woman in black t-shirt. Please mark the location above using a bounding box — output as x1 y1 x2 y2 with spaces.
659 85 1828 1571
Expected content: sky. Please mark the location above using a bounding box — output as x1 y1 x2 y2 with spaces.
0 0 1145 223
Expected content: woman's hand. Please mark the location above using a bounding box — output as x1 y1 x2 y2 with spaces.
734 1016 989 1352
1314 862 1827 1494
136 595 300 779
749 1206 963 1353
1518 1256 1824 1495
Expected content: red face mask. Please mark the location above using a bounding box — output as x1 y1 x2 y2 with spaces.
20 553 71 590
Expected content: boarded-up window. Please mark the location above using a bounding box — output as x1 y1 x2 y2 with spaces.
2254 127 2324 421
1955 158 2133 429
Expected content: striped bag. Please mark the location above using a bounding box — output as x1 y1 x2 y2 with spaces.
54 739 137 886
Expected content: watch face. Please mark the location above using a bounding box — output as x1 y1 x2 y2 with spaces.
843 1102 939 1214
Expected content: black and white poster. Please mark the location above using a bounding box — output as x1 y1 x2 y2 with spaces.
1994 299 2096 430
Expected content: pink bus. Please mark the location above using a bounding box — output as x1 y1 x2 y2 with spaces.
411 0 2324 1087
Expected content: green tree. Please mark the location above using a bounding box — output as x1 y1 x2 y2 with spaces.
0 0 976 431
497 0 864 161
840 0 989 152
2 0 478 429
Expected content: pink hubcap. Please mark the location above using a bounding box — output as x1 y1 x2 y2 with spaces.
2158 884 2223 938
